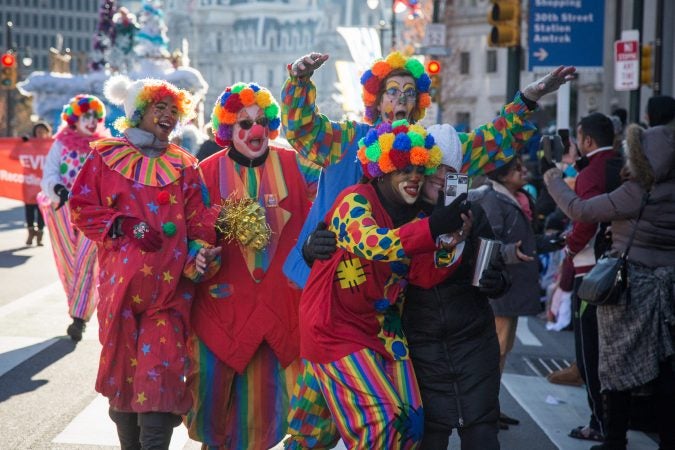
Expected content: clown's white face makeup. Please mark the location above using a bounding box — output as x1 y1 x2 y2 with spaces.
76 111 99 136
233 105 269 159
378 75 416 124
380 166 425 205
423 164 453 204
139 96 179 142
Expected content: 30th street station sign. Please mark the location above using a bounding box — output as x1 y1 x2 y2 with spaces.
528 0 605 70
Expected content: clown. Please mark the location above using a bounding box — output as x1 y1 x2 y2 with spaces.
39 94 108 342
299 120 469 449
68 76 218 449
281 51 575 448
182 82 320 450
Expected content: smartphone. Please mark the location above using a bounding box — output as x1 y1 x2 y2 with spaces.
444 173 469 205
541 135 564 165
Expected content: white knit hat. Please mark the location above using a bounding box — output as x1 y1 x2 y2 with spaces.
104 75 145 121
427 123 462 171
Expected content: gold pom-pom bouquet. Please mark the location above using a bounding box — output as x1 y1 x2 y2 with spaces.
215 196 271 251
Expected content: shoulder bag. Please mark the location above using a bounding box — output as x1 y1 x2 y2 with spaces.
577 192 649 306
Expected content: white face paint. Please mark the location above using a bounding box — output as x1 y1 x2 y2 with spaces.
76 111 99 136
383 167 425 205
232 105 270 159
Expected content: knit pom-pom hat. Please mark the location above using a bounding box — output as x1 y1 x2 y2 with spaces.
61 94 106 127
427 124 462 172
104 75 195 132
360 51 432 125
211 82 281 147
357 119 442 179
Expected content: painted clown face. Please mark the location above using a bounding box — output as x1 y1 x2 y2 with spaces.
75 111 99 136
378 75 417 125
233 105 269 159
380 166 426 205
139 96 179 142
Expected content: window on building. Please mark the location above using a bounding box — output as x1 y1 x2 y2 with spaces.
268 69 274 87
459 52 470 75
486 50 497 73
456 112 471 130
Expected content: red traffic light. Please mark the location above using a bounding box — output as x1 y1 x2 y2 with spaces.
426 60 441 75
1 53 16 67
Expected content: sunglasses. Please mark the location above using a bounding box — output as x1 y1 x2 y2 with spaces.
402 165 426 175
238 117 269 130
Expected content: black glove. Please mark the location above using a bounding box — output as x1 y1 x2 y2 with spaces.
54 184 69 211
428 192 471 239
301 221 337 266
479 257 511 297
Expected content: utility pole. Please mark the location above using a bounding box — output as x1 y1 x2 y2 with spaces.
4 21 14 137
653 0 663 95
629 0 644 123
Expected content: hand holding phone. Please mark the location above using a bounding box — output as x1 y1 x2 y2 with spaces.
444 173 469 206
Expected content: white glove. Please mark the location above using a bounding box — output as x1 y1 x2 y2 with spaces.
522 66 577 102
290 53 330 78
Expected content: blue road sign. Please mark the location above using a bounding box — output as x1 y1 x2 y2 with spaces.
528 0 605 70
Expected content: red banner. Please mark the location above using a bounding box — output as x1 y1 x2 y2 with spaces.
0 137 54 202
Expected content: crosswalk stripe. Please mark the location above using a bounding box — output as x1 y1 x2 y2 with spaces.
516 317 543 346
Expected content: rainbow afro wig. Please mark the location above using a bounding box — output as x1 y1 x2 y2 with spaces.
104 75 195 132
211 82 281 147
360 52 432 125
61 95 106 128
357 119 442 179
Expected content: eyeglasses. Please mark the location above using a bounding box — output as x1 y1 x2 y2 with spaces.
384 87 417 102
402 165 426 175
237 117 269 130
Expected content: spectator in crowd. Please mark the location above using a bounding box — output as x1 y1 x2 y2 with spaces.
646 95 675 127
195 124 222 161
545 113 622 443
402 123 511 449
471 156 539 429
543 116 675 450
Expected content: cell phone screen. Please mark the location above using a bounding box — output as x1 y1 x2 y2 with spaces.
444 173 469 205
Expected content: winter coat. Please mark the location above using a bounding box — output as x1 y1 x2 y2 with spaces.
546 122 675 267
473 183 541 317
402 204 501 431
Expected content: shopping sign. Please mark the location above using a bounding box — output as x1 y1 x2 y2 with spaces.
614 40 639 91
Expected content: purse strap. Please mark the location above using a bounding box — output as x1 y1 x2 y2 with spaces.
620 192 650 260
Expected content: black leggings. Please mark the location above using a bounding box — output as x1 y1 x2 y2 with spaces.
421 421 500 450
24 204 44 230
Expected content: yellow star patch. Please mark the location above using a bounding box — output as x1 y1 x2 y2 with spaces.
136 392 147 405
126 376 133 384
140 264 153 276
132 294 143 304
169 194 178 205
130 358 138 367
163 271 174 283
156 319 166 326
159 336 167 344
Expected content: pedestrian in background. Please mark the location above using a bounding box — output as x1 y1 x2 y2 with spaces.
22 121 51 246
544 116 675 450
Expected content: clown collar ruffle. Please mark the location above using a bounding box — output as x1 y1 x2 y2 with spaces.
55 127 109 153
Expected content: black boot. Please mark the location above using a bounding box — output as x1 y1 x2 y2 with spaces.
590 390 630 450
138 412 181 450
109 408 141 450
66 317 86 342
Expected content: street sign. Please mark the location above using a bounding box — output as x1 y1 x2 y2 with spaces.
614 39 639 91
528 0 605 70
421 23 449 56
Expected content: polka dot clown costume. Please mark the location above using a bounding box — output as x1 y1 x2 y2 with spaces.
297 120 465 449
39 94 110 343
68 76 219 448
182 82 320 450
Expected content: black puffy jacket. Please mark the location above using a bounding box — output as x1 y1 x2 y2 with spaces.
402 205 502 432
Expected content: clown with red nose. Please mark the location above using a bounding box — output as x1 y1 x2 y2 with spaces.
184 82 321 450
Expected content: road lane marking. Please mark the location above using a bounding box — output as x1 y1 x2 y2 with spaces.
516 317 543 346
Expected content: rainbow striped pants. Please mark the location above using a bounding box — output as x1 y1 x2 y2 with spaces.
38 193 99 321
294 348 423 450
186 334 301 450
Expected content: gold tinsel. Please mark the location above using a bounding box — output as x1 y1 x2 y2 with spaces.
215 196 271 251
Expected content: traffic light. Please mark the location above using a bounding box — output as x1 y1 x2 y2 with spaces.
487 0 520 47
640 43 653 86
0 52 18 90
426 59 442 103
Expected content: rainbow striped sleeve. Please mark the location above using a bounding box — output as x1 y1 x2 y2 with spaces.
281 75 358 168
458 92 537 176
295 154 321 202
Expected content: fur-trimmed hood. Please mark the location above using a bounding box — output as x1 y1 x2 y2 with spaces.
625 121 675 186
